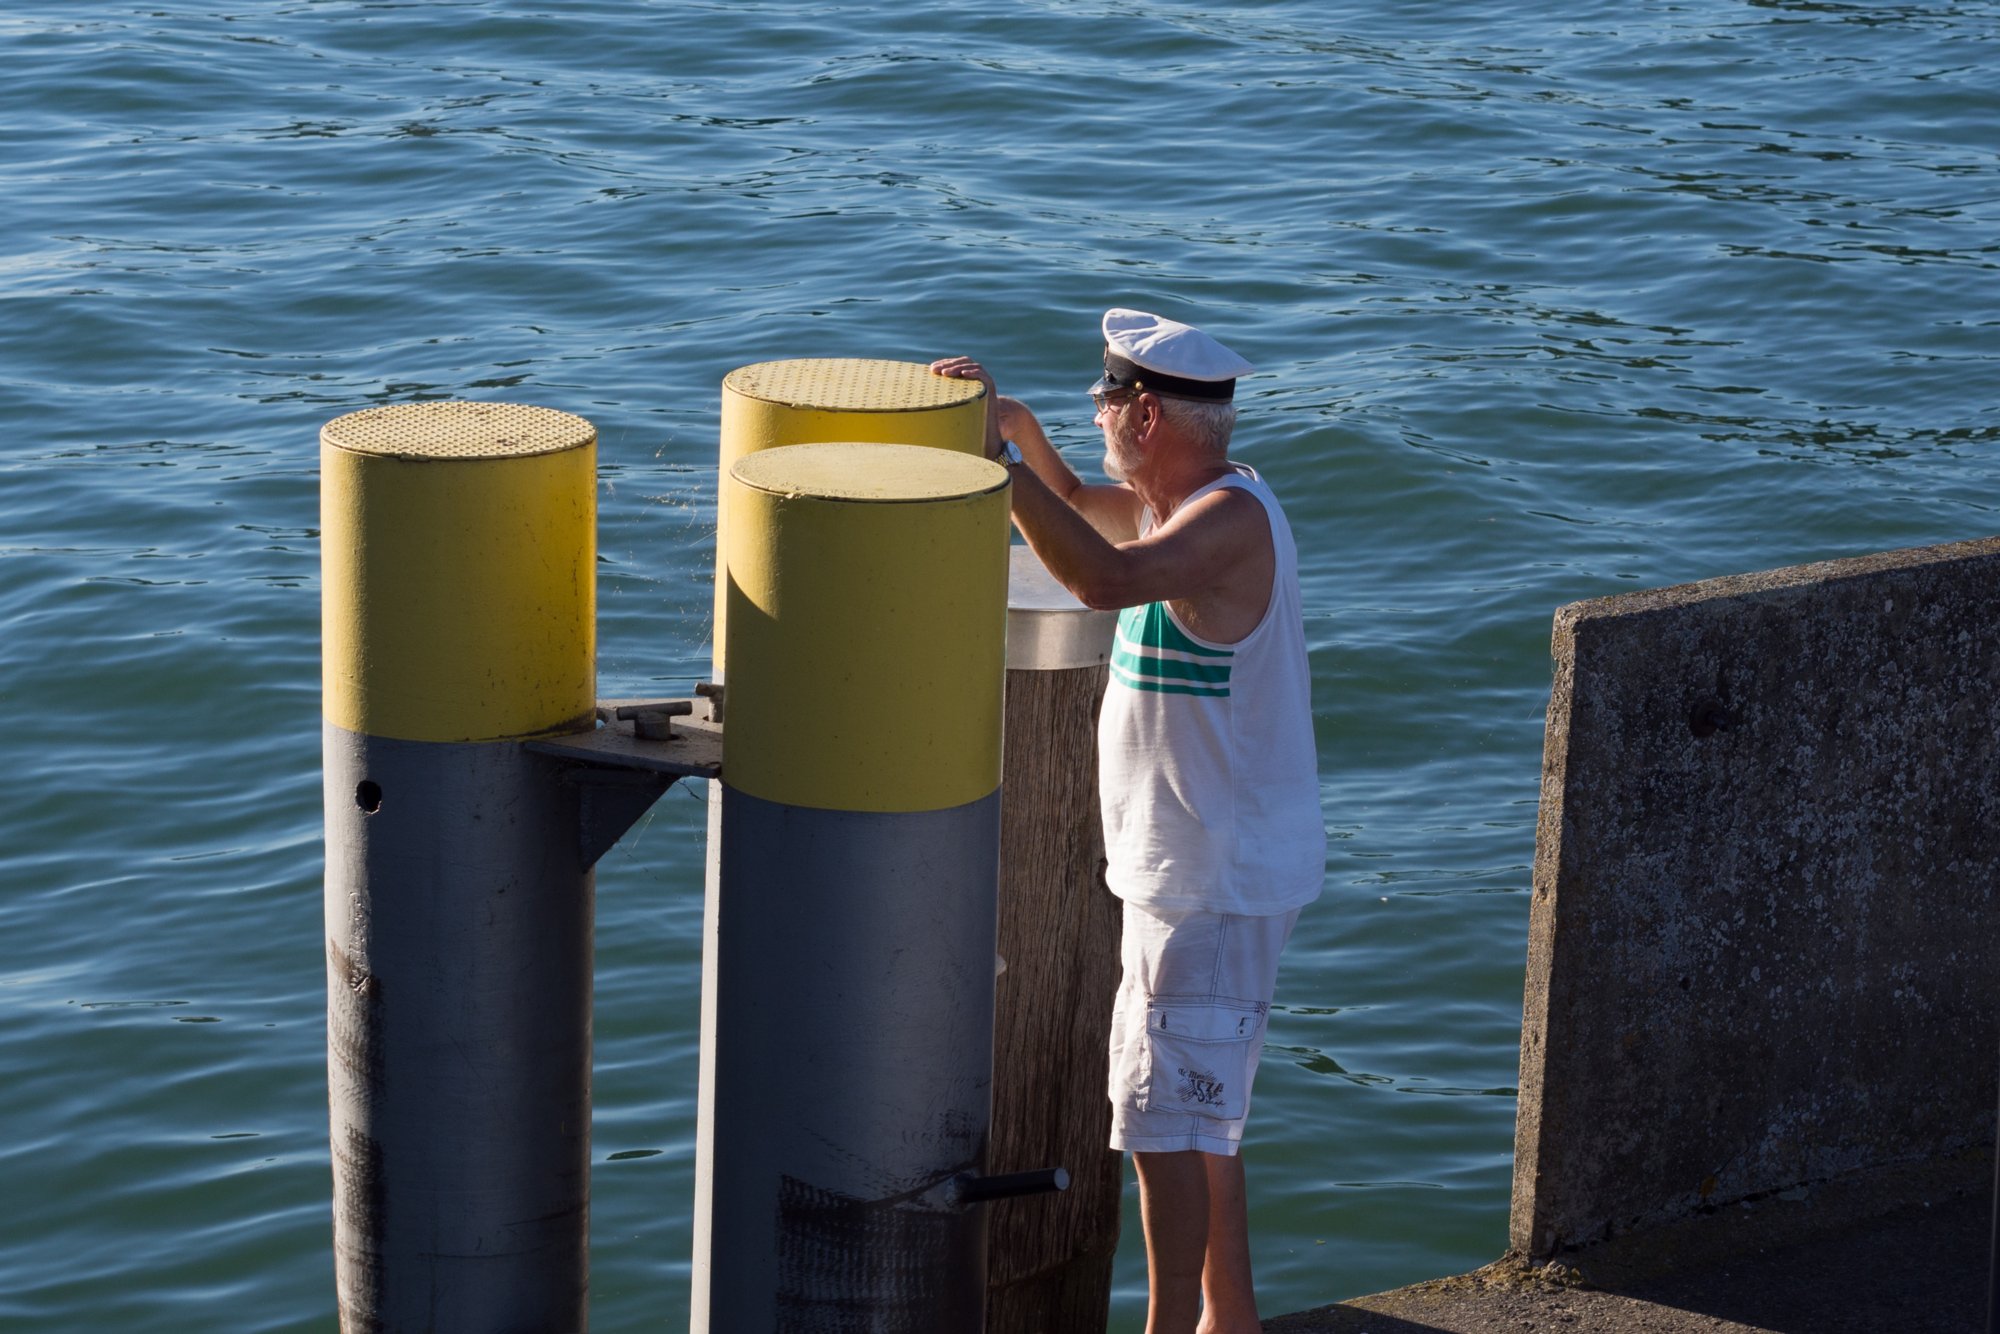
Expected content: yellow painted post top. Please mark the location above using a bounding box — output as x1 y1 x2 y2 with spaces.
721 358 987 461
714 359 987 677
723 443 1011 814
321 401 597 744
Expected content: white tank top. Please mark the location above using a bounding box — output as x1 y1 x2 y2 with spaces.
1097 466 1327 915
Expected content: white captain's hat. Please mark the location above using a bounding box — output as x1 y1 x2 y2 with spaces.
1090 308 1256 403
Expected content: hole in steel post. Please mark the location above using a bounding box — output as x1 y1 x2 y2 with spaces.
1688 698 1735 739
355 780 383 814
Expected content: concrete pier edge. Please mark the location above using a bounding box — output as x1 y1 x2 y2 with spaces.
1268 1148 1991 1332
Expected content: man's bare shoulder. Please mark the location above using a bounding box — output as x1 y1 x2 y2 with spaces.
1151 484 1275 641
1155 481 1270 549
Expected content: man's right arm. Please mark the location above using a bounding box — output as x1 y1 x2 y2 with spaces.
996 395 1143 544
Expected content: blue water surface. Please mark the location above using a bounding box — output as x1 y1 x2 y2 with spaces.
2 1 1996 1328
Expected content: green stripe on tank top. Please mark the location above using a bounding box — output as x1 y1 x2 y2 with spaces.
1109 661 1232 697
1110 643 1232 685
1119 603 1235 660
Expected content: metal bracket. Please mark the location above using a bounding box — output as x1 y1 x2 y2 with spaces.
523 696 724 869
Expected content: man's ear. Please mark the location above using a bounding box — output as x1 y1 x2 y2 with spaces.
1136 393 1160 436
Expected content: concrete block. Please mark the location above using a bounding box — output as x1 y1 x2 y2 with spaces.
1511 536 2000 1257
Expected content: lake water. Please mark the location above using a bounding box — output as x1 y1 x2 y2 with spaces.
3 1 1996 1328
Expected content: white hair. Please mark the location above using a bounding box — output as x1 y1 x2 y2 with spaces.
1156 395 1237 456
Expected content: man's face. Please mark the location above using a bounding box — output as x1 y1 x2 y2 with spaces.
1096 392 1144 483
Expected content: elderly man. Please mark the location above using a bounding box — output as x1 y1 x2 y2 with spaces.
933 309 1325 1334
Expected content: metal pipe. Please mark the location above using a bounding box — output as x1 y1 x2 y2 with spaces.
957 1168 1072 1205
694 361 987 1327
320 401 598 1333
695 441 1011 1331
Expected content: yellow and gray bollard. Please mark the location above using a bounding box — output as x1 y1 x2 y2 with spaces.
693 359 992 1329
694 441 1052 1329
320 402 601 1332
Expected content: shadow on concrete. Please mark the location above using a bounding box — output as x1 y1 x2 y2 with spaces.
1267 1157 1990 1334
1594 1189 1986 1334
1264 1309 1451 1333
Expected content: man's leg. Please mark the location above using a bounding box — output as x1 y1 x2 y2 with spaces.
1132 1149 1261 1334
1197 1150 1259 1334
1133 1149 1208 1334
1114 904 1299 1333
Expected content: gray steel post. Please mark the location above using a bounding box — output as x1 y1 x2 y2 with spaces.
702 788 1004 1328
325 729 593 1330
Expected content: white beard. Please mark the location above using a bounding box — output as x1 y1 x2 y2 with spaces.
1103 416 1141 483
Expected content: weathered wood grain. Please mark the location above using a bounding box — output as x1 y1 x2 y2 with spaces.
986 662 1124 1334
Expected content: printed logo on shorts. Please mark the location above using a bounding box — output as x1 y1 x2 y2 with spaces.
1177 1066 1226 1107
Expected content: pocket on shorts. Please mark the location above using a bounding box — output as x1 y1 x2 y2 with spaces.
1139 999 1266 1122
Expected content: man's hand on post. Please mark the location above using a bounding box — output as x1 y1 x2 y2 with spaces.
995 395 1035 445
928 356 1003 460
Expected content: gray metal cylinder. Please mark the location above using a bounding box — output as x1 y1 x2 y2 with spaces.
323 723 592 1332
1005 544 1117 672
697 784 1002 1331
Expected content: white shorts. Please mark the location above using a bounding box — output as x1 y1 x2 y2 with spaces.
1107 900 1300 1156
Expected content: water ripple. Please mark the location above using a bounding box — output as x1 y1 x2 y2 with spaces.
4 0 1998 1328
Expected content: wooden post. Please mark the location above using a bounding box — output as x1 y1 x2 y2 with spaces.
987 549 1123 1333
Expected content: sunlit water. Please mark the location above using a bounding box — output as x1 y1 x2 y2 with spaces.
3 1 1996 1328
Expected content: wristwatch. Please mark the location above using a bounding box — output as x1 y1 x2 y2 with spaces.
998 440 1025 468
